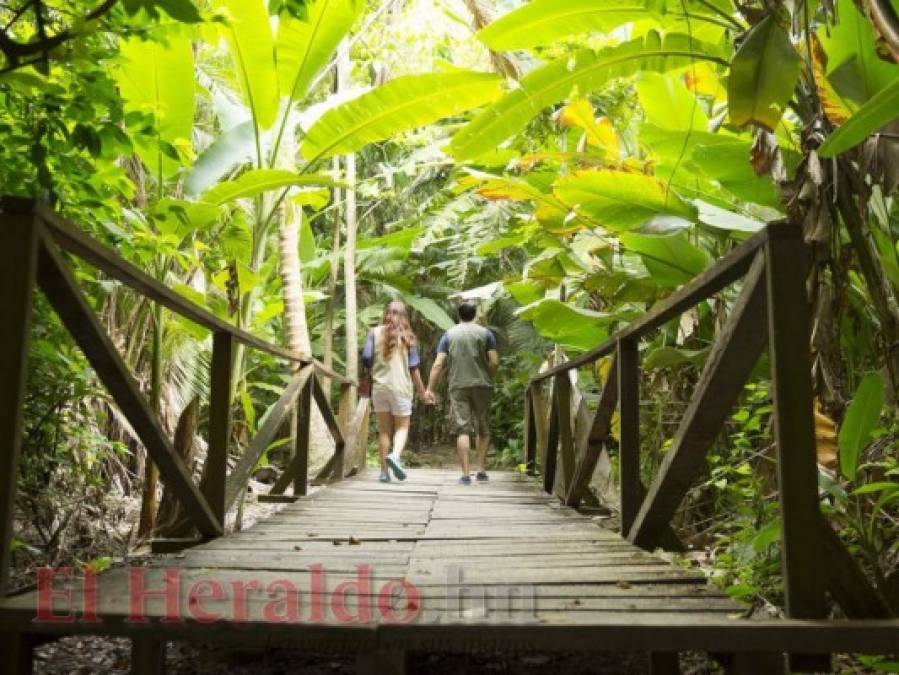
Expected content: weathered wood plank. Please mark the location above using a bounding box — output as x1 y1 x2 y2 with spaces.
1 630 34 675
224 365 313 510
566 355 618 507
37 236 222 538
270 377 313 497
554 373 576 499
542 384 561 494
821 520 893 618
764 223 827 623
37 203 308 367
618 338 641 536
0 199 39 595
130 635 166 675
524 388 537 476
201 331 233 524
628 252 768 549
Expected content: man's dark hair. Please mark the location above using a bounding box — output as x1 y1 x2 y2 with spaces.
458 302 477 322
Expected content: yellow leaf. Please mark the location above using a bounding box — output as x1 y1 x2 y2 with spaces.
809 35 855 125
559 97 620 159
814 400 838 469
682 62 725 102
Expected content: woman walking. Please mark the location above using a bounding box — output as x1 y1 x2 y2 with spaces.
362 301 426 482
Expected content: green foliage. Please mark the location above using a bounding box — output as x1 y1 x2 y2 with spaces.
839 373 885 480
726 15 800 130
301 71 504 161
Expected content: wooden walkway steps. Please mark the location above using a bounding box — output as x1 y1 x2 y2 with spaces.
3 469 899 673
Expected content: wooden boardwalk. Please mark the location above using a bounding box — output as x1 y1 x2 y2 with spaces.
4 468 899 673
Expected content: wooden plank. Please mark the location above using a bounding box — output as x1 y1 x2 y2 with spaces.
566 355 618 507
224 365 313 510
36 203 310 367
201 331 233 524
628 253 768 549
764 223 827 622
554 374 576 499
311 374 345 446
0 198 39 595
524 388 537 476
618 338 641 535
542 383 561 494
1 631 34 675
130 635 166 675
532 228 768 383
36 236 222 538
270 377 313 496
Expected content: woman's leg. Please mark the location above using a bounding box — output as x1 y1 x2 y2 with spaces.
376 412 394 472
392 415 411 458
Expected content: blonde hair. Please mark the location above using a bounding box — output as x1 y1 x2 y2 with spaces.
380 301 417 359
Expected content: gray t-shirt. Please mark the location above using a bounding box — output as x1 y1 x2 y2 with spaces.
437 323 496 390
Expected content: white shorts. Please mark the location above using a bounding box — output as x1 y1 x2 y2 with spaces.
371 386 413 416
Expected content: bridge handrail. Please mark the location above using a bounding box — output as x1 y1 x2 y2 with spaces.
0 197 369 594
523 220 894 633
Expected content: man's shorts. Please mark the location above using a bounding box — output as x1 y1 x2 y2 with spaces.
371 385 413 416
449 386 492 436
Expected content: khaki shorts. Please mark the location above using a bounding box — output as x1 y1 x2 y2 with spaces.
449 386 492 436
371 385 413 416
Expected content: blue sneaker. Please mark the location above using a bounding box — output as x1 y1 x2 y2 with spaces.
459 475 472 485
386 453 407 481
379 470 391 482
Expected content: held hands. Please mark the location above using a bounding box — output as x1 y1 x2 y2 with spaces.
422 389 437 405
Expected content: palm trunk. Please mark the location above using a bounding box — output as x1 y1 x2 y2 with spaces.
322 157 343 398
339 42 359 409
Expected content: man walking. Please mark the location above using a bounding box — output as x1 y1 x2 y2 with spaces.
425 302 499 484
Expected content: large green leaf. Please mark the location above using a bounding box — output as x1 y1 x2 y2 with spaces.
276 0 363 107
839 373 885 480
185 120 255 196
517 299 610 351
220 0 279 132
818 76 899 157
477 0 655 50
116 34 195 178
201 168 339 205
404 295 455 330
636 72 709 130
817 0 899 104
727 15 800 130
554 169 697 231
301 71 503 162
451 32 724 161
618 231 710 286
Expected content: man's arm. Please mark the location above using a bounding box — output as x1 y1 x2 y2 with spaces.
485 328 499 377
487 349 499 377
426 353 447 397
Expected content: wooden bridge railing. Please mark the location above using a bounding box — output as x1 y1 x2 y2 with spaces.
0 196 371 593
524 222 894 634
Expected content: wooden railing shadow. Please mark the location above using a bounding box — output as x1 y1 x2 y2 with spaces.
523 221 893 667
0 197 371 592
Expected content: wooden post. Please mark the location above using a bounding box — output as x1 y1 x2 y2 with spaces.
554 372 576 497
649 652 680 674
542 383 560 494
0 198 39 596
618 337 641 536
131 636 166 675
338 382 352 434
294 378 313 497
765 223 828 672
1 631 35 675
201 331 233 527
524 387 537 476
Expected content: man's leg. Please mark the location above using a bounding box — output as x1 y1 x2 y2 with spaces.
457 433 471 476
476 432 490 472
376 412 393 474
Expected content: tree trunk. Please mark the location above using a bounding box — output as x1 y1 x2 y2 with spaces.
137 303 162 539
340 43 359 411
